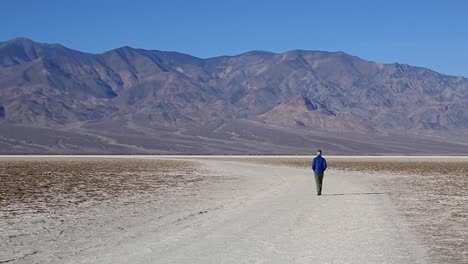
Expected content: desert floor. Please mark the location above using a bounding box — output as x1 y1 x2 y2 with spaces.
0 156 467 264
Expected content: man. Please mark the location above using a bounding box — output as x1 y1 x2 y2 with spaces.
312 149 327 196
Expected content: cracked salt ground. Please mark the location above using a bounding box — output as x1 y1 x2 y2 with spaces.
66 159 429 264
4 157 462 263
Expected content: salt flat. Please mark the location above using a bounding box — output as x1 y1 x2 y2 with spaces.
1 156 466 263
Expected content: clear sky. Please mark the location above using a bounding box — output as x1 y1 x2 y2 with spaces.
2 0 467 77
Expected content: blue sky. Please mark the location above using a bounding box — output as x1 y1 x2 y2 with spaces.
2 0 467 76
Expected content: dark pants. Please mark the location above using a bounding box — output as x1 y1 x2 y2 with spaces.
314 172 324 194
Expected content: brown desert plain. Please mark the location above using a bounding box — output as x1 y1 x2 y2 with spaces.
0 156 467 264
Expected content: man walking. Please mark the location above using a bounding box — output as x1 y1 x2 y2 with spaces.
312 150 327 196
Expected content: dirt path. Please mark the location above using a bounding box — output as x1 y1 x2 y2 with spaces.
68 159 429 264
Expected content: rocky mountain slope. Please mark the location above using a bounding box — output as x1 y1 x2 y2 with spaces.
0 37 467 154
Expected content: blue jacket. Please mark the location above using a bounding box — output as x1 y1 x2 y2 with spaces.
312 155 327 174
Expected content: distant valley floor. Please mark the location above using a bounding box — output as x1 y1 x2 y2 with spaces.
0 122 467 155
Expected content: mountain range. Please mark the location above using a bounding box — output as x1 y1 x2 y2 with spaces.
0 37 467 154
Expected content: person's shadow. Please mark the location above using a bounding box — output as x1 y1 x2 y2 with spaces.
321 192 387 196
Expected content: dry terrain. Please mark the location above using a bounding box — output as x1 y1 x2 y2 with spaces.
220 156 468 263
2 38 468 155
0 156 466 263
0 157 237 263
